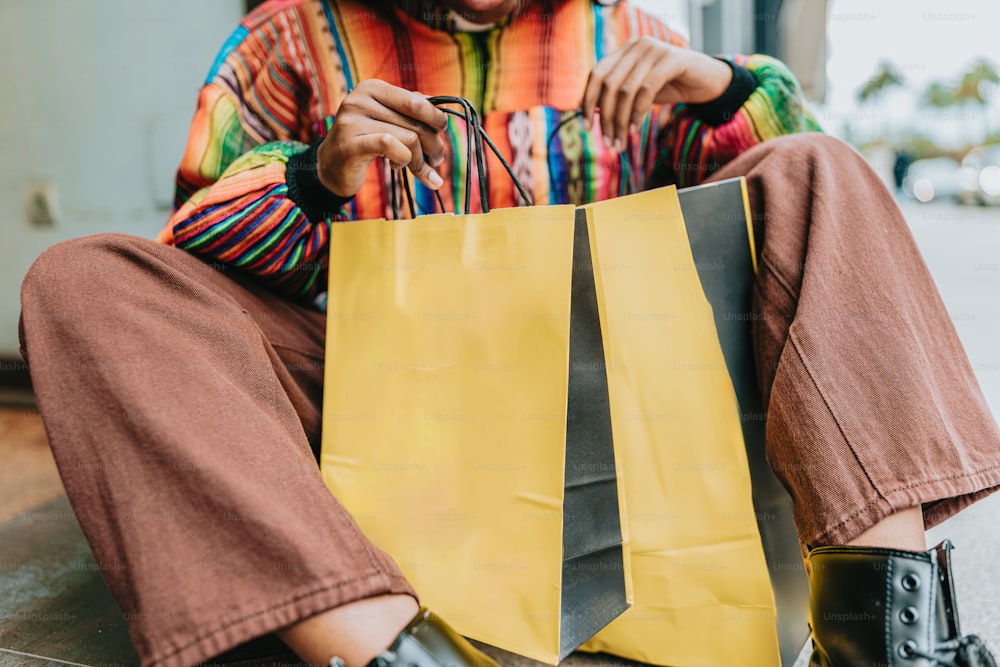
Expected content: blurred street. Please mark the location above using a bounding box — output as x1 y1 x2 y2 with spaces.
900 198 1000 420
904 198 1000 652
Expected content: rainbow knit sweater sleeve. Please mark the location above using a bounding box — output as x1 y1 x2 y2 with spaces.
156 2 348 300
157 0 821 302
658 53 823 187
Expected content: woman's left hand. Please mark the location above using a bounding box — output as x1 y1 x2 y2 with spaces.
581 38 733 152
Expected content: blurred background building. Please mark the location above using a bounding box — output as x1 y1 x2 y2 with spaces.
0 1 244 371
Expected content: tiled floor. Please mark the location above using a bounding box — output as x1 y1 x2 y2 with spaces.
0 407 64 524
0 406 138 667
0 494 137 667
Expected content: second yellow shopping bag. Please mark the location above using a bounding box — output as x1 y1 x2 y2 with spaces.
577 187 780 667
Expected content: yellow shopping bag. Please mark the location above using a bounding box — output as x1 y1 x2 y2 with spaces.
321 203 632 665
575 185 781 667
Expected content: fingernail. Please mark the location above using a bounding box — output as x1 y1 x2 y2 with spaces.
428 170 444 189
603 135 611 150
583 117 592 132
614 138 624 153
431 153 444 167
629 122 637 135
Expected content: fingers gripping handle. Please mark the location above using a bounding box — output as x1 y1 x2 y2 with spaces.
388 96 533 218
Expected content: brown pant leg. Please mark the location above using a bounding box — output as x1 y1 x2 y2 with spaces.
709 134 1000 546
18 233 415 667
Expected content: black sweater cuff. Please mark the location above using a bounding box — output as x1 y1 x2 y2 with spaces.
286 140 351 222
687 59 759 127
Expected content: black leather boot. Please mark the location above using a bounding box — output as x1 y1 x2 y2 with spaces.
808 540 997 667
330 608 501 667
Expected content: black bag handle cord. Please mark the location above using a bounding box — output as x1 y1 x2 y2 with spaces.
387 95 534 218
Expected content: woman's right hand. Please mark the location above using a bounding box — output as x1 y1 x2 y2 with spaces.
316 79 449 199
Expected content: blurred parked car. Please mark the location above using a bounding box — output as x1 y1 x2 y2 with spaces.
958 144 1000 206
902 157 960 203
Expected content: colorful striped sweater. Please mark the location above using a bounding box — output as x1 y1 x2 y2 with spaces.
156 0 821 302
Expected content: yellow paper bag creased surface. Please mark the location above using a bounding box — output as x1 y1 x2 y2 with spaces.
579 187 779 667
322 205 580 664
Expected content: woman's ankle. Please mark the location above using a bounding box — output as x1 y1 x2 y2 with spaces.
844 505 927 552
277 594 419 667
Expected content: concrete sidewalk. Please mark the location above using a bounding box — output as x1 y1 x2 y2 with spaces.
901 199 1000 651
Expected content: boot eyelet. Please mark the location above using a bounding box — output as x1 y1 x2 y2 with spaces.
901 573 921 591
898 639 918 659
899 606 919 624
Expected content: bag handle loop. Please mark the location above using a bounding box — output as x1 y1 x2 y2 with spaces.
388 96 534 219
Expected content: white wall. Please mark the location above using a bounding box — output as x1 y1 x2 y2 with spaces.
631 0 757 55
630 0 691 40
0 0 244 356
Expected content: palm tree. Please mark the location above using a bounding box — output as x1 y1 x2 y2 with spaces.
955 59 999 138
857 61 905 138
922 82 957 110
857 61 905 105
920 81 967 142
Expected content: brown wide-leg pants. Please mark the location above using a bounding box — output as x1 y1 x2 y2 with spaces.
19 134 1000 667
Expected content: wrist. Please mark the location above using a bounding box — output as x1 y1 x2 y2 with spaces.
697 54 734 103
687 58 759 126
315 140 353 200
286 140 352 222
